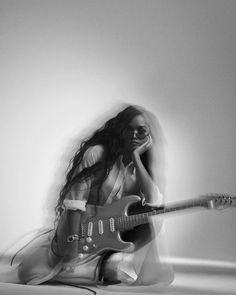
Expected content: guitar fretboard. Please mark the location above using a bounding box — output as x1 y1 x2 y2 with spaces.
115 199 209 230
79 194 235 236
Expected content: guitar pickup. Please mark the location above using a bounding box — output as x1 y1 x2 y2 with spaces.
98 220 104 235
87 222 93 237
109 218 115 232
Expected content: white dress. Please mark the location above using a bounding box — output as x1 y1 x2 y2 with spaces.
16 145 174 286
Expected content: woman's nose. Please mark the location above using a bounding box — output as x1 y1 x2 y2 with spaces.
131 130 138 139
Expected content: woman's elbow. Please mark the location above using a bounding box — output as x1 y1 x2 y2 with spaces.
142 186 164 206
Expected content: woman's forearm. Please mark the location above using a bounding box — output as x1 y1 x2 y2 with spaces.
67 209 81 236
132 151 159 204
64 210 81 258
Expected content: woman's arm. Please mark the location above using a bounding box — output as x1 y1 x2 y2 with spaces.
62 210 81 262
131 136 162 205
59 145 104 262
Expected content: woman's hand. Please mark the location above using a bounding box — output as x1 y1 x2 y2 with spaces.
61 257 79 272
132 134 153 156
61 242 79 271
62 241 79 263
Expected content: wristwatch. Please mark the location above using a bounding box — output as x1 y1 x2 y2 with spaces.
67 234 79 242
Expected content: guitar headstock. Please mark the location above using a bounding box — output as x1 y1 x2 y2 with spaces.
201 193 236 210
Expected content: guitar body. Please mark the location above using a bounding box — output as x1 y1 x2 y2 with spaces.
54 192 235 264
56 195 150 263
80 195 139 254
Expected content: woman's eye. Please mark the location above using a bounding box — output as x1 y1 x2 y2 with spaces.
137 128 147 134
124 126 148 139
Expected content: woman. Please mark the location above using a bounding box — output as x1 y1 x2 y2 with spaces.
18 104 174 286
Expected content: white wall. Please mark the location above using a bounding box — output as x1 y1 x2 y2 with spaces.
0 0 236 263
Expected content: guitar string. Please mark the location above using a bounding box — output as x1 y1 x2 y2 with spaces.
80 200 206 234
79 195 235 237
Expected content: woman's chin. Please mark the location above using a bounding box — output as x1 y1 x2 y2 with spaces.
131 143 140 149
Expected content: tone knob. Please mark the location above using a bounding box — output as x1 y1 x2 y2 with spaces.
86 237 92 243
92 244 97 248
83 245 89 252
78 253 84 259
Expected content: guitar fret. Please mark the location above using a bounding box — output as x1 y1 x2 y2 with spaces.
78 194 235 253
115 200 207 230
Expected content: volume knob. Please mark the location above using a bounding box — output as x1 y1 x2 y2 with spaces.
83 245 89 252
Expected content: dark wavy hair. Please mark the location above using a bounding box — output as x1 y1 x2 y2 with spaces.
55 105 153 217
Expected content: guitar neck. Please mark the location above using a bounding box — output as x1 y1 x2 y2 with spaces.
116 198 209 230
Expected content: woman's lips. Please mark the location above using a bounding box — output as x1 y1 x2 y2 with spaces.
131 141 139 145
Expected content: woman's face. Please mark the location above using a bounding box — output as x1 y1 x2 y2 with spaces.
123 114 150 151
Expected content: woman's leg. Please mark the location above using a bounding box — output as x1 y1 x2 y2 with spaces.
100 241 174 286
133 241 174 286
18 243 61 284
100 251 140 285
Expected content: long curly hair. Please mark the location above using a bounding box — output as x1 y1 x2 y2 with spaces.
55 105 159 217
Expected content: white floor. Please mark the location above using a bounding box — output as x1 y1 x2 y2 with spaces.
0 268 236 295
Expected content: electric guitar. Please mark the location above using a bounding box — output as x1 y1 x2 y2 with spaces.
56 193 236 265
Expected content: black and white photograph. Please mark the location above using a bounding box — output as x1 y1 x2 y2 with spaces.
0 1 236 294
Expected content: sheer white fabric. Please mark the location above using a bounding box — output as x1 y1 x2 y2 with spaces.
16 144 174 286
63 199 86 211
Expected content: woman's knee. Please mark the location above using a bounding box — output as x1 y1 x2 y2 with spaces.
18 263 35 284
18 259 51 284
